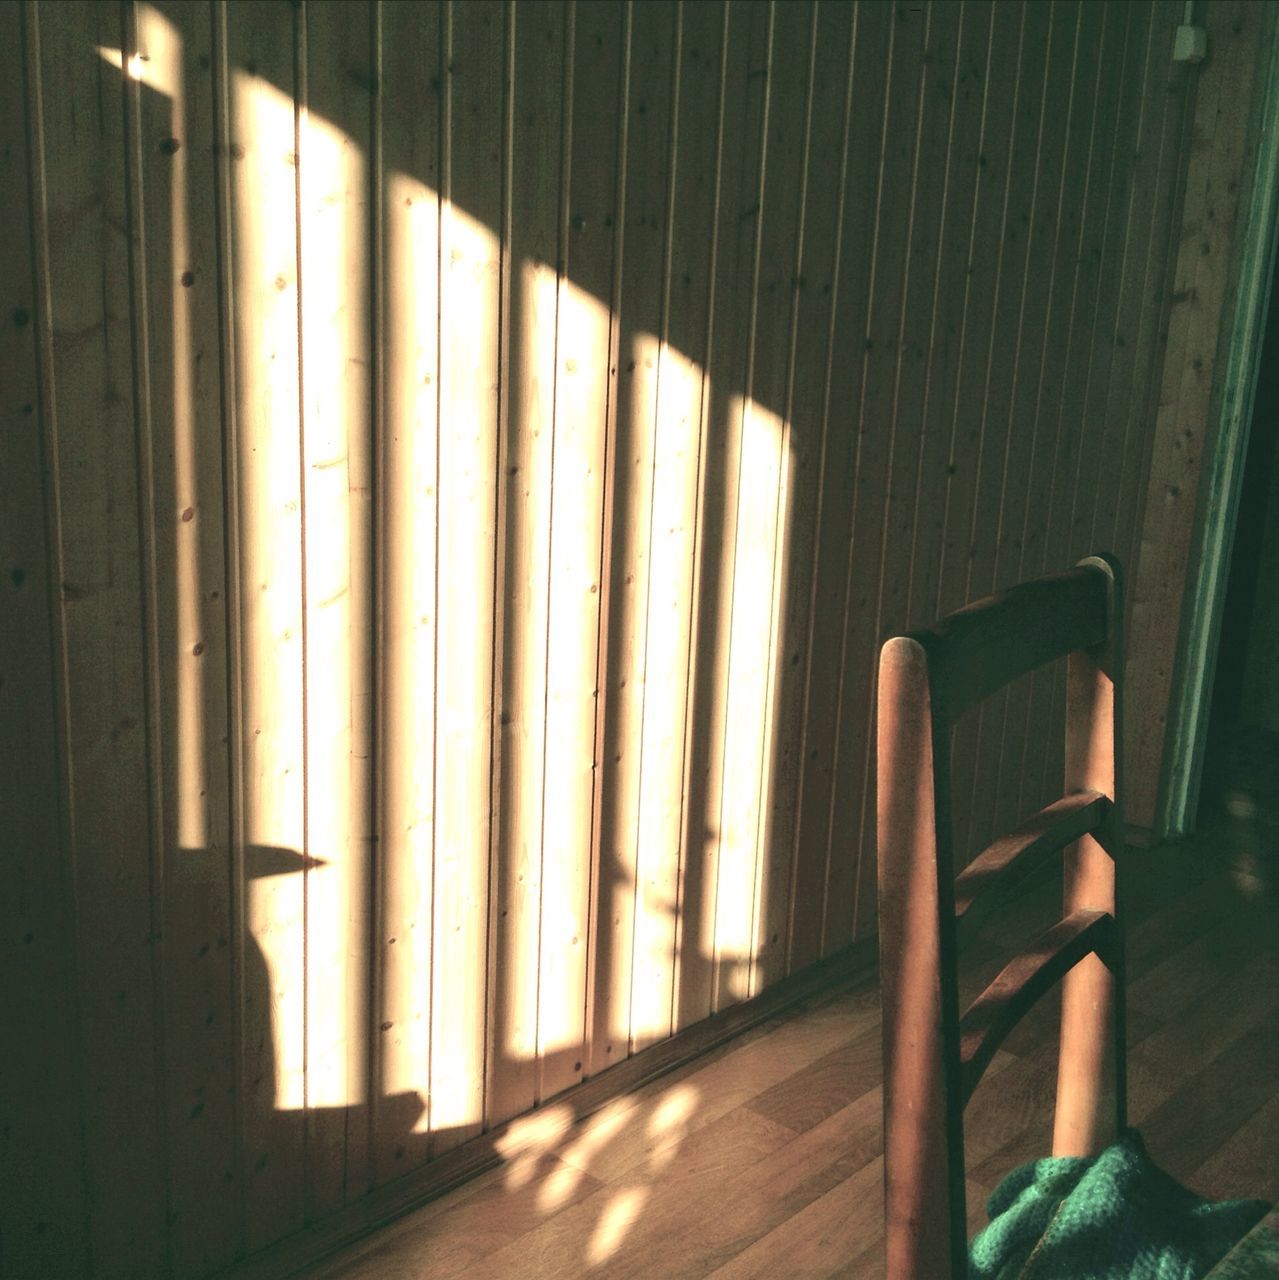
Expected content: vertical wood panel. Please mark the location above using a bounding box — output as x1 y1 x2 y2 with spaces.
936 3 1027 868
1018 0 1133 822
891 0 996 878
590 0 675 1069
538 0 623 1099
826 0 927 954
789 2 892 974
712 0 789 1010
299 0 375 1216
933 4 1022 631
129 0 242 1269
968 1 1082 863
1034 3 1164 814
989 0 1102 842
629 0 717 1052
949 2 1053 864
1080 4 1161 562
906 5 1003 660
1109 1 1193 569
774 0 855 984
667 0 729 1034
675 0 770 1032
851 0 966 943
717 0 811 1005
38 3 171 1272
222 0 307 1248
431 0 504 1154
0 4 90 1274
375 0 442 1185
487 0 564 1126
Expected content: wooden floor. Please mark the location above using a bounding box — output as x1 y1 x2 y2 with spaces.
308 819 1278 1279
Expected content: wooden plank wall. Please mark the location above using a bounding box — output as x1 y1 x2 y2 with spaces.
0 1 1234 1275
1127 0 1276 834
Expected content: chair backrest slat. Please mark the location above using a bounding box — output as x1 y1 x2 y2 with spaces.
909 564 1108 722
953 789 1109 932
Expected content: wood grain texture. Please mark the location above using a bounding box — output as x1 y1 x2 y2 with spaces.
37 3 171 1272
300 0 376 1217
771 0 855 989
374 0 442 1187
833 0 928 958
486 0 565 1131
222 2 308 1249
431 0 503 1155
787 0 892 975
131 0 241 1268
674 0 770 1034
0 4 90 1275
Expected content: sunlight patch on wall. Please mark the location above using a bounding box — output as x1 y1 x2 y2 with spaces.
631 339 704 1047
99 18 797 1137
380 169 441 1133
538 272 611 1064
431 194 501 1137
595 327 664 1067
492 255 561 1091
714 395 790 1005
299 99 365 1111
119 8 209 854
231 67 307 1112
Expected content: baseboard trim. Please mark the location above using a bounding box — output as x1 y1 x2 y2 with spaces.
214 938 879 1280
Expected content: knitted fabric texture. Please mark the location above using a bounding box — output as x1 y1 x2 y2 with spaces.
968 1129 1270 1279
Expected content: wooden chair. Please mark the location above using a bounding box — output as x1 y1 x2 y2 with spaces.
876 554 1125 1279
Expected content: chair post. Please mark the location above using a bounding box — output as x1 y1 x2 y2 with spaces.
1053 556 1127 1155
878 637 966 1280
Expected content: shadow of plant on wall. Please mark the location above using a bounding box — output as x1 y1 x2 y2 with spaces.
95 0 836 1270
164 841 705 1270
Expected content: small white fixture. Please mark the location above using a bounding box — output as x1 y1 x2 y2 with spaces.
1173 24 1208 64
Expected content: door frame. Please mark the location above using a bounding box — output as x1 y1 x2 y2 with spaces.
1160 10 1279 837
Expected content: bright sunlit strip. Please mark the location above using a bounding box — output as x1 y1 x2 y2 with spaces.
431 197 501 1135
233 69 307 1111
714 396 787 1004
300 103 361 1109
380 170 440 1133
124 7 210 855
598 329 661 1061
630 339 703 1046
538 274 611 1062
494 258 559 1085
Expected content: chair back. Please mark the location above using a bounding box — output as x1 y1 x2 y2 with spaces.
876 554 1125 1279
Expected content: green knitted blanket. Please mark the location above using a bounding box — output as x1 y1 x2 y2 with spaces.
968 1130 1270 1279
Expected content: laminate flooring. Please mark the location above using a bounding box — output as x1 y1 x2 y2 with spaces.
307 821 1277 1279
